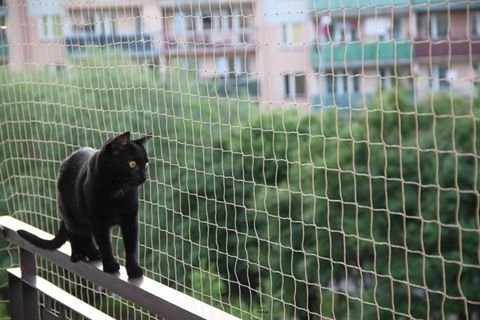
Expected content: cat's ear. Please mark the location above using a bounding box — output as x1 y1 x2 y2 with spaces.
134 134 153 146
110 131 131 150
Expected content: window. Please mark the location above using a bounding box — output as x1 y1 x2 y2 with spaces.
221 8 233 30
325 74 334 94
474 64 480 89
365 16 392 40
39 15 63 39
434 13 448 38
216 57 228 76
202 15 212 30
330 19 358 42
281 23 303 46
420 13 448 39
332 20 345 42
295 74 306 96
284 74 291 97
380 68 394 90
212 12 221 31
71 11 95 35
284 74 306 98
135 15 142 34
349 19 359 41
472 11 480 36
393 17 404 40
352 71 360 92
185 16 194 31
431 65 450 91
99 12 114 35
324 71 360 96
234 56 248 74
337 75 348 95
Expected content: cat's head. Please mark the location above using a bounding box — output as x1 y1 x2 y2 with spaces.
101 132 152 187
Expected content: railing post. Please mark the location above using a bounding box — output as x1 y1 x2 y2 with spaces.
15 248 40 320
8 271 23 320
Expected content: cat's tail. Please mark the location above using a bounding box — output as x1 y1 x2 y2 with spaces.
17 222 69 250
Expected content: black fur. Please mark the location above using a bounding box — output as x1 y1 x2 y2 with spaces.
17 132 151 278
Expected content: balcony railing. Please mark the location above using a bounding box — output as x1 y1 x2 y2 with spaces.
312 0 480 11
164 29 256 56
65 33 160 58
414 37 480 60
312 40 413 69
312 92 371 108
312 0 409 11
0 216 240 320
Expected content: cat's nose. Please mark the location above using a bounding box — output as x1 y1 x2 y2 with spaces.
138 175 148 185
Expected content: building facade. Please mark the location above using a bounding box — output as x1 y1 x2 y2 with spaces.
5 0 66 71
311 0 480 108
413 3 480 97
5 0 316 108
4 0 479 107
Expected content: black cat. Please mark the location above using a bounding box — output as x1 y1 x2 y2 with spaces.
18 132 151 278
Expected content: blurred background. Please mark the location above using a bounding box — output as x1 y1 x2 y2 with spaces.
0 0 479 319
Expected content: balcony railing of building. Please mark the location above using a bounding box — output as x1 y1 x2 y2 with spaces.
0 216 240 320
65 33 160 59
414 37 480 62
65 28 255 59
312 41 413 69
312 0 408 11
0 35 7 62
312 0 480 11
164 28 256 56
312 92 369 109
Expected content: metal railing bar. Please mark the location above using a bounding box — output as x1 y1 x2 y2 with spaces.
0 216 240 320
8 267 115 320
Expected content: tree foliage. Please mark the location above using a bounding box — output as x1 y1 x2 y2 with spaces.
1 57 479 319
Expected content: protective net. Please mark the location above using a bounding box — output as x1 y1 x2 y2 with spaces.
1 0 479 319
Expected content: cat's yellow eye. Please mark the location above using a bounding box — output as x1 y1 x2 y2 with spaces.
128 161 137 169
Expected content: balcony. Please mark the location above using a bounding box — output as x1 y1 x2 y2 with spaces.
411 0 480 11
312 92 372 108
312 0 480 12
65 34 160 59
164 28 256 56
312 0 409 12
414 37 480 62
312 40 413 70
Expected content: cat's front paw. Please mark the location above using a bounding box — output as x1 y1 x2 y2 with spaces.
86 249 101 261
126 263 143 279
103 261 120 274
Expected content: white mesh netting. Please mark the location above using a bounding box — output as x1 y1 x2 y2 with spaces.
1 0 480 319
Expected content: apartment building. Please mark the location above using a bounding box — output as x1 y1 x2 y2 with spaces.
8 0 477 108
311 0 413 107
63 0 162 64
161 0 257 98
161 0 313 107
255 0 313 108
413 4 480 97
5 0 315 108
311 0 480 107
6 0 66 71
